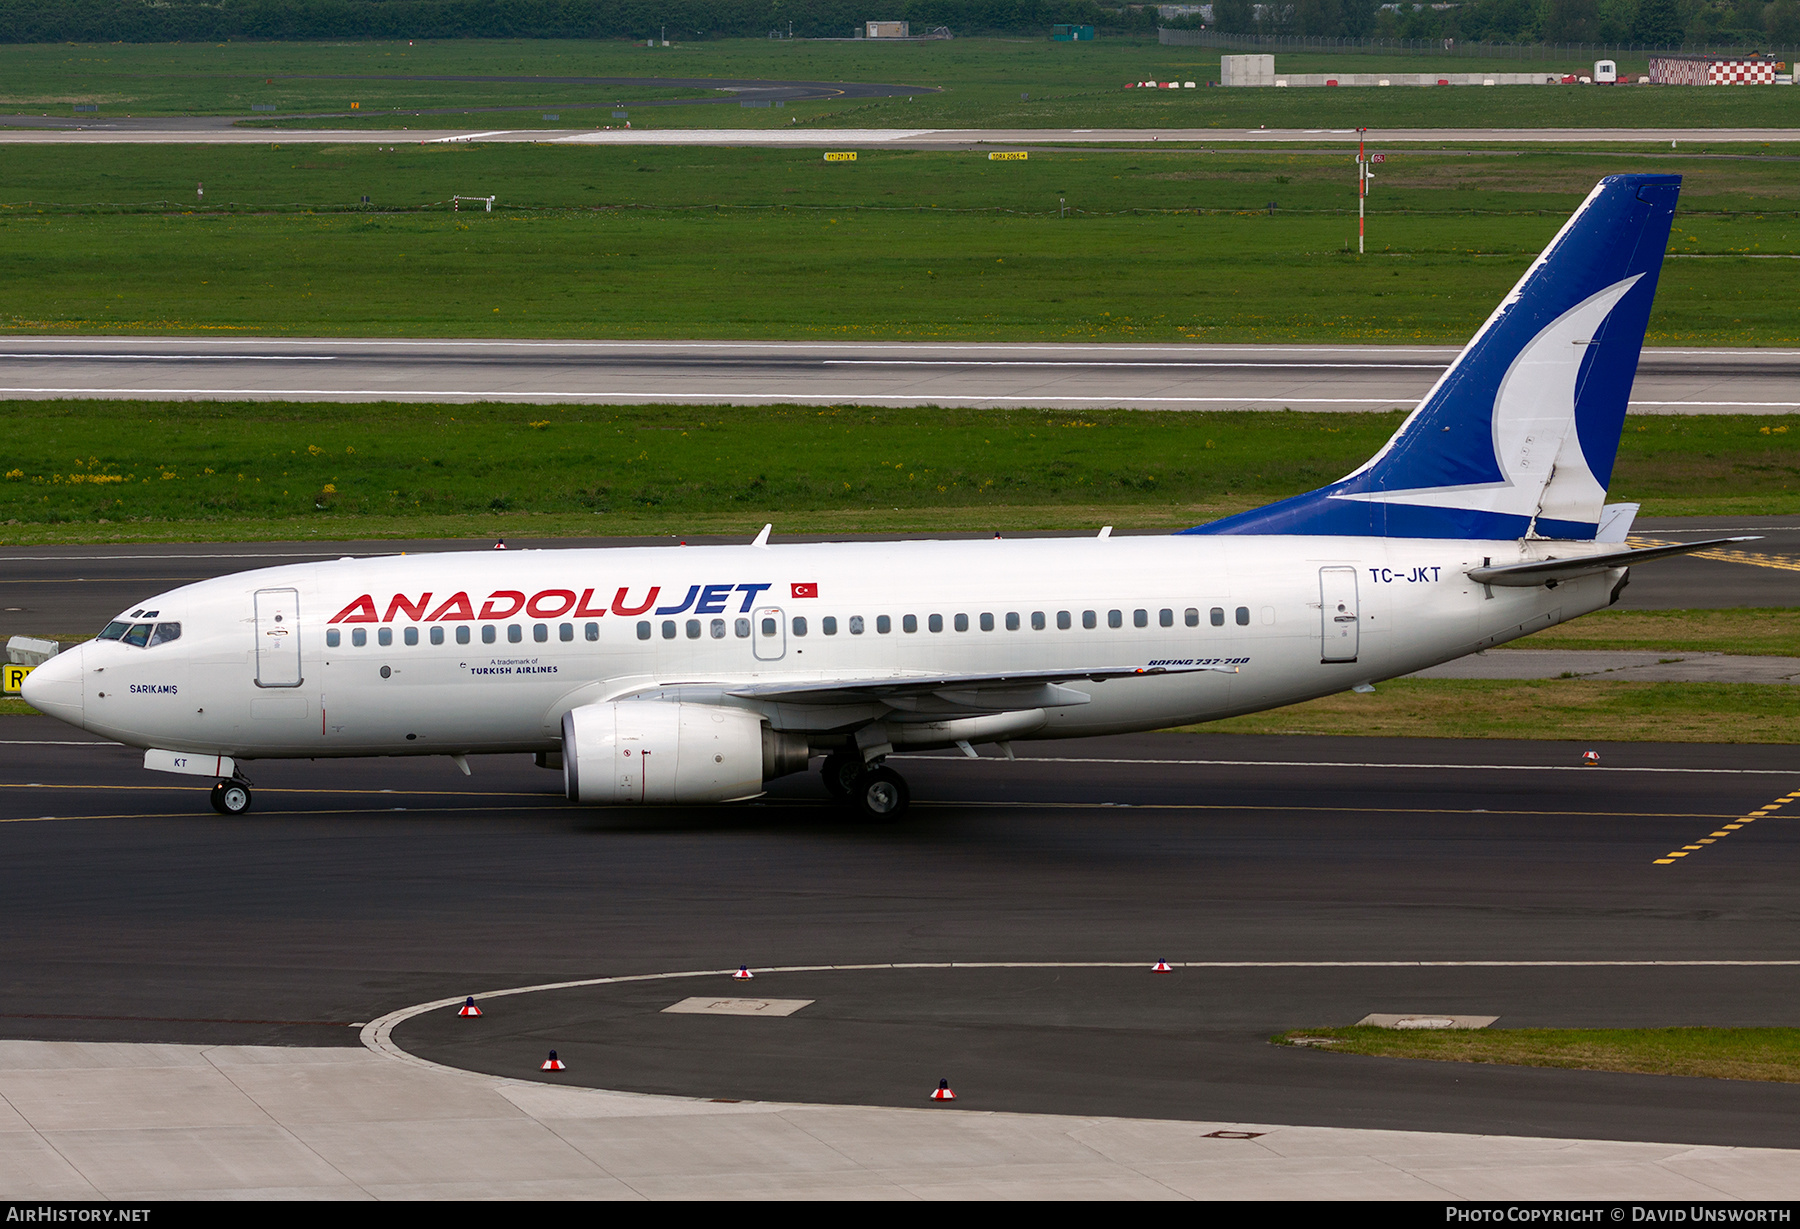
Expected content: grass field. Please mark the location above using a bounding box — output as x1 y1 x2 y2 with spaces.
4 402 1796 539
7 38 1800 131
1513 608 1800 657
1275 1027 1800 1083
3 145 1798 344
1194 677 1800 741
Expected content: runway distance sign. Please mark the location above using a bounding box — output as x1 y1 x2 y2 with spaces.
823 151 857 162
989 151 1029 161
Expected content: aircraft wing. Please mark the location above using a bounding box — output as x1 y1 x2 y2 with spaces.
1464 536 1759 587
719 662 1237 709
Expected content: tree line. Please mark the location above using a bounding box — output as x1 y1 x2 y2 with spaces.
1201 0 1800 48
0 0 1158 43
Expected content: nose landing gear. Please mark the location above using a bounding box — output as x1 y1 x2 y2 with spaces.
209 778 253 815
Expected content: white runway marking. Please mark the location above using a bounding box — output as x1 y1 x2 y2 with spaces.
909 754 1800 776
0 354 334 361
365 960 1800 1073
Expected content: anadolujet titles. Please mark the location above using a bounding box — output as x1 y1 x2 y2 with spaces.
23 174 1751 819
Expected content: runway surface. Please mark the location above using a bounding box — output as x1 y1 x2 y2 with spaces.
4 337 1797 413
2 517 1794 648
1 720 1796 1146
4 123 1799 145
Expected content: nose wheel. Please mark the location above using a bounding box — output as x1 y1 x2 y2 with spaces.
209 779 253 816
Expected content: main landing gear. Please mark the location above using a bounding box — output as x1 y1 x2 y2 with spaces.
209 778 253 816
820 752 911 821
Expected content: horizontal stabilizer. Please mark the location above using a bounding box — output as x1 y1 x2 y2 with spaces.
1465 536 1757 587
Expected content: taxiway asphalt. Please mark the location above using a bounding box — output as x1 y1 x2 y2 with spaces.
0 722 1796 1147
4 123 1800 145
2 338 1796 413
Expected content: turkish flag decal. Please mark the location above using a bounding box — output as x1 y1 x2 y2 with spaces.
791 582 819 599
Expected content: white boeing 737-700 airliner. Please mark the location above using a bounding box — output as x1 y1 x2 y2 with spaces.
23 174 1752 819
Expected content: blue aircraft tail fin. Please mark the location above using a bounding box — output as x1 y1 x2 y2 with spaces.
1184 174 1680 541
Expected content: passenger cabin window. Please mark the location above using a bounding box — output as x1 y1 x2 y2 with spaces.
735 618 750 638
1236 606 1251 626
508 624 523 644
1133 609 1147 629
1160 609 1174 628
482 625 497 644
559 623 574 642
378 627 393 647
1006 612 1019 631
1032 612 1045 631
902 615 917 633
637 621 652 640
534 623 549 643
326 628 341 648
352 628 368 647
585 623 599 641
662 621 677 640
1185 608 1199 627
711 619 726 639
432 626 446 645
878 615 893 634
458 626 472 645
1057 611 1071 630
793 617 808 637
849 616 865 635
1108 610 1123 629
823 617 838 635
928 614 944 633
685 619 701 640
404 627 418 646
1210 607 1225 627
1082 611 1097 630
761 616 778 637
953 614 968 632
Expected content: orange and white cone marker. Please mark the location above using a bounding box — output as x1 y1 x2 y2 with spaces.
1153 960 1173 973
1582 750 1600 766
931 1079 955 1101
458 996 482 1017
733 965 754 980
541 1050 565 1072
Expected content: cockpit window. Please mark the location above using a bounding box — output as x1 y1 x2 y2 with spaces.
98 621 130 641
149 622 181 647
122 623 152 648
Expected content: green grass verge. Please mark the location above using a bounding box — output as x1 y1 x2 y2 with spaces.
4 145 1795 344
1275 1027 1800 1083
1506 609 1800 657
8 38 1800 131
4 403 1796 538
1189 678 1800 742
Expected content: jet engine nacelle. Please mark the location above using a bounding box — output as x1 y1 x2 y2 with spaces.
561 700 807 805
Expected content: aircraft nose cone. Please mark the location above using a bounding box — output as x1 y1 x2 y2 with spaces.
19 643 83 727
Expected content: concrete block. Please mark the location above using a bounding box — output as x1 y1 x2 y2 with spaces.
6 635 59 666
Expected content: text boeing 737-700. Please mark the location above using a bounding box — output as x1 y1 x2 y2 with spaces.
22 175 1753 820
